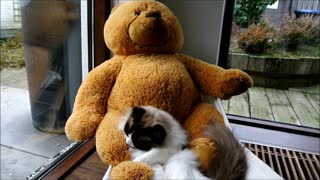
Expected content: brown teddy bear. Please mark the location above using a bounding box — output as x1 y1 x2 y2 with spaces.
65 0 253 179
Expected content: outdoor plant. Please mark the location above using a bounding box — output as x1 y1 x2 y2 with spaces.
0 33 25 70
234 0 277 27
237 21 276 53
280 16 304 51
294 15 320 44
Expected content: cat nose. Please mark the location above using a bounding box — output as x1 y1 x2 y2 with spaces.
146 11 161 18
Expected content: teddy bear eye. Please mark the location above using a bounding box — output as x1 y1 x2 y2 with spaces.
134 11 140 16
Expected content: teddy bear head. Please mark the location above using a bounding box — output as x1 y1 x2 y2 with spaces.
104 0 184 55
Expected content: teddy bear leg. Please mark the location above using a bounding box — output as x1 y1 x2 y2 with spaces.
110 161 154 180
95 110 154 180
95 109 131 166
183 102 224 171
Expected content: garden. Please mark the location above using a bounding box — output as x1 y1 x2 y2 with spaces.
228 0 320 89
0 32 25 70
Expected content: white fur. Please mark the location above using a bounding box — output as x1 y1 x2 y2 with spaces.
118 106 209 180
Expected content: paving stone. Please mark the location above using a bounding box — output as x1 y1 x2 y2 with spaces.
0 69 28 89
1 145 48 179
1 86 72 158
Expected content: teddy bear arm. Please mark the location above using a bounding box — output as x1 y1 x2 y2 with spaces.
65 56 124 141
177 54 253 99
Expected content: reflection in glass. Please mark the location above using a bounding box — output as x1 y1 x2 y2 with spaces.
21 0 80 133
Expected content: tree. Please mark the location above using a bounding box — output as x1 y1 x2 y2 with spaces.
234 0 277 27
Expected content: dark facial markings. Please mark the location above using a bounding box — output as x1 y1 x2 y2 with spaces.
124 107 146 136
131 125 166 151
132 107 146 122
125 107 167 151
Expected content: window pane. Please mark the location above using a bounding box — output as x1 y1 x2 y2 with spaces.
224 0 319 129
1 0 82 179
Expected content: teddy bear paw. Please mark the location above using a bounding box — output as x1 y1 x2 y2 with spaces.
220 69 253 99
110 161 154 180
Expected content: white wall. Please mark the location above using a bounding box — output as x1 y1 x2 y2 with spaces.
159 0 225 65
111 0 226 64
0 0 21 30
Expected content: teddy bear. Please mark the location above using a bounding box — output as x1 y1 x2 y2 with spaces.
65 0 253 179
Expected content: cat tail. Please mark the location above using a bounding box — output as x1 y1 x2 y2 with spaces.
204 122 248 180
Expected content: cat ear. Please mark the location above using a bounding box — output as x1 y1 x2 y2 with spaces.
131 107 146 122
151 125 166 144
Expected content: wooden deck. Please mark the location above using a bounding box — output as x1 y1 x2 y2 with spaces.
222 84 320 129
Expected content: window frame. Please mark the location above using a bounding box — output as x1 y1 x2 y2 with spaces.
217 0 319 138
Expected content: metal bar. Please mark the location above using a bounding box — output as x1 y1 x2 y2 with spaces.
292 151 306 180
286 149 299 180
280 149 291 180
299 152 314 180
306 153 319 179
273 147 283 177
261 145 266 163
311 154 320 173
266 146 275 170
254 144 259 157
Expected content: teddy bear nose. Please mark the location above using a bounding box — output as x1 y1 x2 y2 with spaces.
146 11 161 18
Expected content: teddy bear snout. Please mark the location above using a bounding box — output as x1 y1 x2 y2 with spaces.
145 11 161 18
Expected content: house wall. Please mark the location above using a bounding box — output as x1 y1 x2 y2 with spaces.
0 0 21 38
263 0 320 26
263 0 291 26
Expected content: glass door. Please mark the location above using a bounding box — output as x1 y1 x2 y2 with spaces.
1 0 82 179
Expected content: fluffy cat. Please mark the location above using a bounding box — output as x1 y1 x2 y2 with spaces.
118 106 209 179
117 106 247 180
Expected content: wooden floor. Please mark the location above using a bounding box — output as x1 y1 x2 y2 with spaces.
64 151 107 179
222 84 320 129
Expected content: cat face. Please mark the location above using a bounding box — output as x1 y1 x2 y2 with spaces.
124 107 167 151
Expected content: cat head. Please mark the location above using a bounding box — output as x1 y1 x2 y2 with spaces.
124 107 167 151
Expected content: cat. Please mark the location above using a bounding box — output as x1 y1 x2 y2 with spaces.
118 106 247 180
118 106 209 179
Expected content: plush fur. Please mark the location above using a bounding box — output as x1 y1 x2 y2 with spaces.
65 0 253 179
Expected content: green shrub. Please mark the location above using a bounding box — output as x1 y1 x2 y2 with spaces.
295 15 320 44
237 22 276 53
0 33 25 70
234 0 277 27
280 16 304 51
